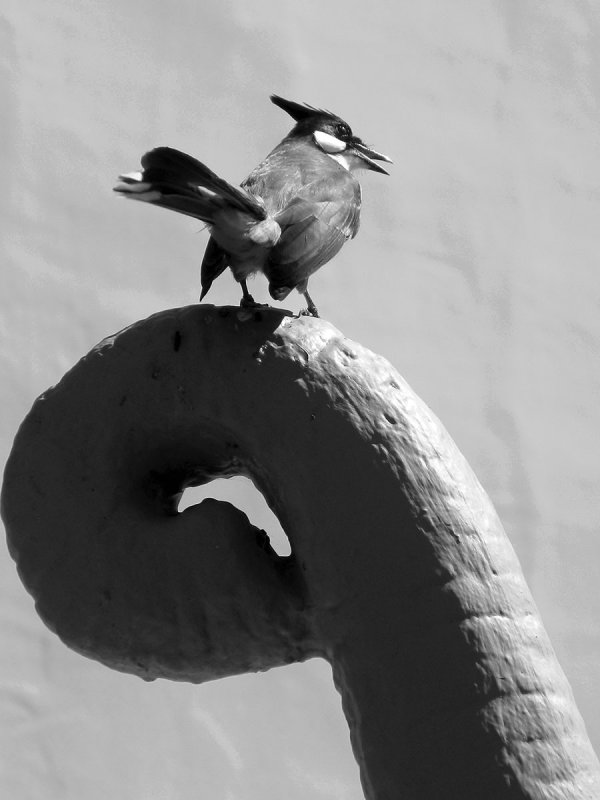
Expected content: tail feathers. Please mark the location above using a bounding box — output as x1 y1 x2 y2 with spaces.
114 147 266 224
114 171 221 223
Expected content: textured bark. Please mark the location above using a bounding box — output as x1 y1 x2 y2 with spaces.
2 305 599 799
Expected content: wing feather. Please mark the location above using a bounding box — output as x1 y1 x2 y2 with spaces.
266 173 361 290
200 236 229 300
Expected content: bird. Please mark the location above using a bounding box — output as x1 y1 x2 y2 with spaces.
114 94 392 317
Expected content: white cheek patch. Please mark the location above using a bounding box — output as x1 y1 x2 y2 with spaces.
313 130 347 154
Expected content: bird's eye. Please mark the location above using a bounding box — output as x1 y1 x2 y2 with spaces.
336 123 351 139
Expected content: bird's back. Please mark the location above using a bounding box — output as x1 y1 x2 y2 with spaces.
243 137 359 214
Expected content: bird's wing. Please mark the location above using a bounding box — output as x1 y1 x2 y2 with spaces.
200 235 229 300
266 174 361 291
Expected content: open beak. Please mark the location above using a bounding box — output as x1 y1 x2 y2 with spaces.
352 141 393 174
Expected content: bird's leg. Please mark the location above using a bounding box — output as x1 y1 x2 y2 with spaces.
239 280 268 311
301 290 319 318
239 280 257 307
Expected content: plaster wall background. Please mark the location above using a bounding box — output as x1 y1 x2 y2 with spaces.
1 1 599 798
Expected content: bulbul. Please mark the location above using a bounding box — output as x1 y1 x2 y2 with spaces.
114 95 391 317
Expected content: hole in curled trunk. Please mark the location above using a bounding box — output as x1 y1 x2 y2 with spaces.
178 476 291 556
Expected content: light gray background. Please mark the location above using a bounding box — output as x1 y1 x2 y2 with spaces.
1 1 599 798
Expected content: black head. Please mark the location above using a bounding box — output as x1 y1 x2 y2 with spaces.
270 94 392 174
271 95 352 138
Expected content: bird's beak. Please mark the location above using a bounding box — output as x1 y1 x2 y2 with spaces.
352 141 393 175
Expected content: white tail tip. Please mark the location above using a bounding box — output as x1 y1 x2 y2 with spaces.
117 171 144 183
114 180 153 194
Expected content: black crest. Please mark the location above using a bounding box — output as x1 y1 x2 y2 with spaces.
270 94 353 140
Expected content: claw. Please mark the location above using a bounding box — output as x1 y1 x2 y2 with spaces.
240 294 266 309
239 279 268 311
300 306 319 318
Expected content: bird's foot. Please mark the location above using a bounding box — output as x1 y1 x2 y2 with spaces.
299 289 319 318
238 295 270 321
299 305 319 318
240 294 268 310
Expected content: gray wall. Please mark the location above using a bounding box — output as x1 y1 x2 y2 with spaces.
2 2 599 797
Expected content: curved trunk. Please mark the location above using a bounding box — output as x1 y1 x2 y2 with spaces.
3 306 599 798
